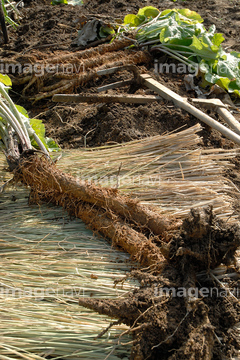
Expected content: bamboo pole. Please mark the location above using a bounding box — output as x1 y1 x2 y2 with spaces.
141 74 240 145
52 93 161 104
191 98 240 136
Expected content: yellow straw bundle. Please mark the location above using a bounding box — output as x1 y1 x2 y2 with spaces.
0 187 135 360
58 124 239 222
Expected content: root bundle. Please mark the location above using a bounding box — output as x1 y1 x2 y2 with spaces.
13 153 169 270
8 126 240 360
79 208 240 360
3 39 152 101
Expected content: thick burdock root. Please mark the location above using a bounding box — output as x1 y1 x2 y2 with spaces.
10 154 240 360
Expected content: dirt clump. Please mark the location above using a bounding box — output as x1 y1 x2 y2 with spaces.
78 207 240 359
39 101 192 148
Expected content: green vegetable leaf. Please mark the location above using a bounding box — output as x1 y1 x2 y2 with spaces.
137 17 174 42
159 15 200 45
30 118 59 152
190 35 205 50
51 0 68 5
99 25 115 38
160 9 175 17
30 119 45 139
29 118 48 150
211 33 224 48
45 137 60 152
137 6 159 19
124 14 143 27
0 74 12 86
160 9 203 23
15 105 29 118
178 9 203 23
122 6 240 97
217 77 231 91
217 58 238 80
190 34 219 60
231 51 240 60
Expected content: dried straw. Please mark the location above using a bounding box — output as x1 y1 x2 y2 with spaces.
57 124 239 222
1 123 240 359
0 185 135 360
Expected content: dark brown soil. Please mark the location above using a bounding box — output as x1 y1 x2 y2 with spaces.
1 0 240 150
2 0 240 359
79 208 240 360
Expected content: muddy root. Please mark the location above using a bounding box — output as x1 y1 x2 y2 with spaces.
4 38 152 101
13 154 175 238
169 207 240 270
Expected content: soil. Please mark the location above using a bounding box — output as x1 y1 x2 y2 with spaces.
2 0 240 359
1 0 240 150
79 207 240 360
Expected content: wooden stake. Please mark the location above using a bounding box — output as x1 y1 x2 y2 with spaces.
141 74 240 146
191 98 240 136
52 93 162 104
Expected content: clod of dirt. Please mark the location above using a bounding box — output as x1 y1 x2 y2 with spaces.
168 207 240 270
78 207 240 360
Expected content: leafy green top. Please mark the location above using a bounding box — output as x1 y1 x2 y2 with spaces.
51 0 83 5
121 6 240 97
0 75 59 154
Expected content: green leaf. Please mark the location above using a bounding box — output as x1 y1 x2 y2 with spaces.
124 14 143 27
137 17 173 41
160 9 174 17
159 15 200 44
30 135 47 150
160 9 203 23
217 77 231 91
30 118 60 151
0 74 12 87
178 9 203 23
51 0 68 5
30 119 45 139
217 58 237 80
45 137 60 152
15 105 29 118
137 9 206 44
231 51 240 59
122 6 240 98
204 71 220 84
233 89 240 97
190 35 204 51
137 6 159 19
99 25 115 38
190 35 219 60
